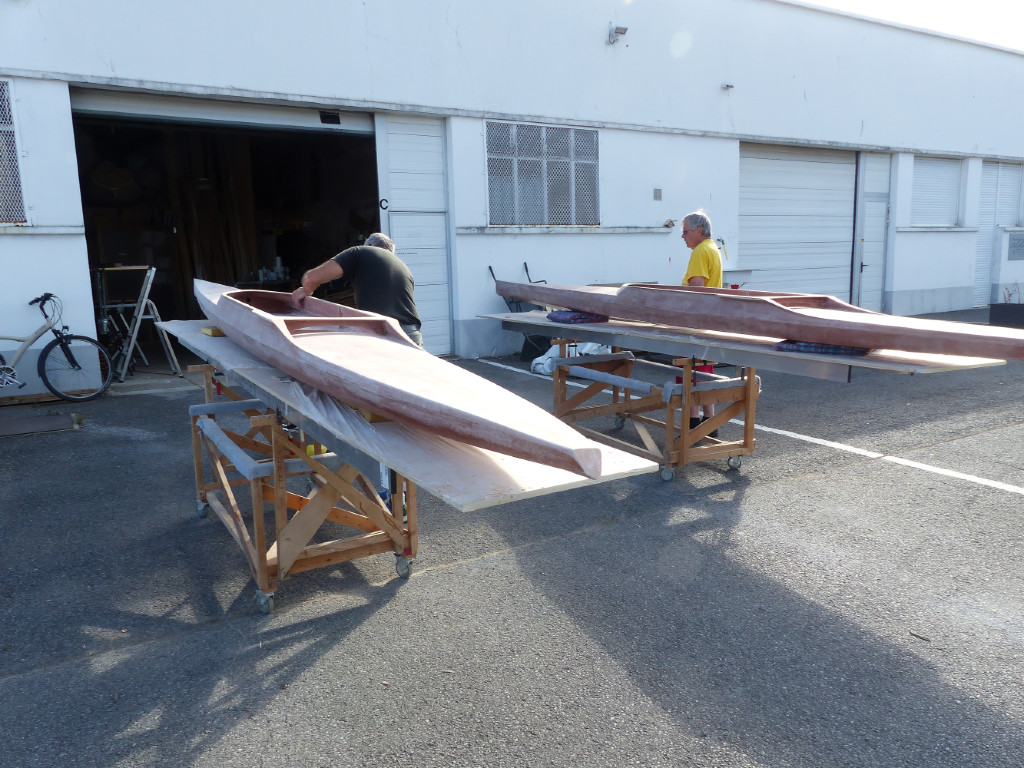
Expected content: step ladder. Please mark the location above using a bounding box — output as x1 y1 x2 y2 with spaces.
98 266 182 382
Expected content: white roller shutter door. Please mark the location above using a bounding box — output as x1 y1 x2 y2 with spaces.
376 115 452 355
739 145 857 298
70 89 374 133
975 161 1023 306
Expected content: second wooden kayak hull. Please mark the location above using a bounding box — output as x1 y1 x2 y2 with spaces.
495 280 1024 360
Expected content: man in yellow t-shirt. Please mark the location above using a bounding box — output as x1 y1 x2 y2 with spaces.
680 210 723 436
682 211 722 288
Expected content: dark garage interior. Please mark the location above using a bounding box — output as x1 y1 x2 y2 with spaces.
73 116 380 323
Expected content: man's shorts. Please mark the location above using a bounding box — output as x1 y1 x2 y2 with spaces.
674 358 714 384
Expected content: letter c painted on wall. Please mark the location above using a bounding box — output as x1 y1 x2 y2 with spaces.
379 198 389 210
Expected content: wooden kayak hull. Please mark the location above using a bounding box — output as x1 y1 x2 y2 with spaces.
195 280 602 479
495 280 1024 360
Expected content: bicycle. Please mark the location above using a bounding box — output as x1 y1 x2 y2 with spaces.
0 292 114 402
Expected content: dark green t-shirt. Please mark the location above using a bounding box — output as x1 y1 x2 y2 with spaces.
332 245 421 330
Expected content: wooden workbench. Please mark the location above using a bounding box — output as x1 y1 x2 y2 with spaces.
484 310 1004 477
163 320 656 509
548 350 759 480
159 320 657 610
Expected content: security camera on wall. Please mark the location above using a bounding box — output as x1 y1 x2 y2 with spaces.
608 24 628 44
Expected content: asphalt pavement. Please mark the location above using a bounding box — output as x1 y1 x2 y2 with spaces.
1 343 1022 768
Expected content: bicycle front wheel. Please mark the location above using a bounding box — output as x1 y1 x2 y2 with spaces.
38 335 114 402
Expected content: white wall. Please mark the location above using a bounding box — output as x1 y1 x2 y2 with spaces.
0 78 93 395
449 119 739 356
887 230 976 314
885 154 988 314
3 0 1024 159
0 236 94 398
4 1 1024 361
7 79 86 227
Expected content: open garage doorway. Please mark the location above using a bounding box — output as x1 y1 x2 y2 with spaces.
73 116 380 321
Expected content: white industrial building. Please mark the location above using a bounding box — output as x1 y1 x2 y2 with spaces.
3 0 1024 377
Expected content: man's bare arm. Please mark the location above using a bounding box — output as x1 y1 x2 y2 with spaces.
291 259 344 305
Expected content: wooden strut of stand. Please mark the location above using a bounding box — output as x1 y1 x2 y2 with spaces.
187 364 418 613
550 340 760 481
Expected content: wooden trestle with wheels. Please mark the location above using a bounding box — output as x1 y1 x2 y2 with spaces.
188 364 417 613
550 344 759 480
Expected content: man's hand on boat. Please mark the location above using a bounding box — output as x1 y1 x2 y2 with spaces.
291 261 342 307
290 287 308 308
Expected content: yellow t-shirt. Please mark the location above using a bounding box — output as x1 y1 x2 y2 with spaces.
682 238 723 288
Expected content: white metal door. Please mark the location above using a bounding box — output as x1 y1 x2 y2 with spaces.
376 115 452 355
852 153 890 312
975 161 1023 306
739 145 857 297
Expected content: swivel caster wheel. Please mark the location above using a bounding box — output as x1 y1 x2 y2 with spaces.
195 499 209 519
727 456 742 470
395 556 413 579
255 590 275 614
659 466 675 482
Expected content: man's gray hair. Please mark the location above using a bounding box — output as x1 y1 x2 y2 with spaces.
365 232 396 253
683 211 712 238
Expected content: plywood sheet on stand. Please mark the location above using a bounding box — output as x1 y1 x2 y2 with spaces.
159 320 657 511
483 311 1004 381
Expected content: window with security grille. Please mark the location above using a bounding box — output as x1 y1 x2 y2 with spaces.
0 81 27 224
487 121 599 226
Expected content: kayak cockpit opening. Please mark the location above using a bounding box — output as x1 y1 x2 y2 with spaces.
283 317 396 337
236 292 299 314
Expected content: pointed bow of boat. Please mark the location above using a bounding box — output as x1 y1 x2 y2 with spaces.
572 446 603 480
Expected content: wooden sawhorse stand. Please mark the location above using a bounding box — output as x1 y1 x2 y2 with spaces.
551 345 759 481
188 364 417 612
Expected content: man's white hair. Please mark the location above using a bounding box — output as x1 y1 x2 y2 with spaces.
365 232 396 253
683 211 712 238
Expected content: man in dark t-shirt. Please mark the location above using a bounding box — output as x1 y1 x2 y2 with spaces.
292 233 423 346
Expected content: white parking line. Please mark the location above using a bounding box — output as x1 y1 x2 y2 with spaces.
753 423 1024 495
881 455 1024 495
480 359 1024 496
750 423 883 459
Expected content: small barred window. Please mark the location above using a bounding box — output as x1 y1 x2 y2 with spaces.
0 81 27 224
487 121 599 226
